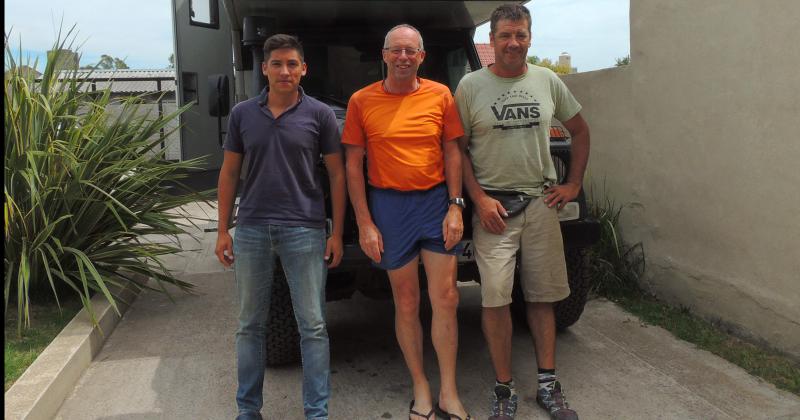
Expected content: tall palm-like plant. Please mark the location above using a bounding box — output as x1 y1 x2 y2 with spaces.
4 27 210 334
586 181 646 297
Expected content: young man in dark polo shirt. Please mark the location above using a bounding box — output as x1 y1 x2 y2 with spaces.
215 34 346 420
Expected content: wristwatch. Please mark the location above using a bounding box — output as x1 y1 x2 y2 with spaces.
448 197 466 209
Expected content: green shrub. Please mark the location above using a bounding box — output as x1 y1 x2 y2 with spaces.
586 182 646 297
4 27 209 334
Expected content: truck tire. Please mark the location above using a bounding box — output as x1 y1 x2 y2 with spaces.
554 247 592 331
265 271 300 366
510 247 592 331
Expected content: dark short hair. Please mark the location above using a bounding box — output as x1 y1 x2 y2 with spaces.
262 34 304 61
490 4 532 35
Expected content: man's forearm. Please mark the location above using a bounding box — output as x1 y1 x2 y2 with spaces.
567 129 589 186
347 170 371 226
563 114 590 187
443 140 462 199
344 147 373 227
328 166 346 237
457 137 486 202
217 172 238 234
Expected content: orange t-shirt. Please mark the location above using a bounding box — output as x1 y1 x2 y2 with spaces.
341 78 464 191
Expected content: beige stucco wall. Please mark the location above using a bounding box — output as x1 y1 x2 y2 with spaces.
561 0 800 358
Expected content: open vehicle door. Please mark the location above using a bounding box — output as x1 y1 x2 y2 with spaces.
171 0 234 178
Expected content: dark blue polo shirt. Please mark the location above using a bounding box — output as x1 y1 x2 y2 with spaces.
223 87 340 228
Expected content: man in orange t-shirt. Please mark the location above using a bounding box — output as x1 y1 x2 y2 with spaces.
342 24 471 420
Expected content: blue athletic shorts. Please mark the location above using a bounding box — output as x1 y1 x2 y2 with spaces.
369 183 461 270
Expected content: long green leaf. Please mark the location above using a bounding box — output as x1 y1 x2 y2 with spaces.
5 26 207 331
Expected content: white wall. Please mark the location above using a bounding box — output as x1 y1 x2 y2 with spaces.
561 0 800 358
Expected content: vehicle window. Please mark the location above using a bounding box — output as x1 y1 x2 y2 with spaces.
302 44 382 104
327 46 382 101
416 46 471 92
300 39 470 101
446 48 470 89
190 0 219 29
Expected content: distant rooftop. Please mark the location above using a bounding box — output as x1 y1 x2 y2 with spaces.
5 65 42 79
55 69 176 93
475 43 494 67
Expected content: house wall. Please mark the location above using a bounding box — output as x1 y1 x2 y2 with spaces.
105 95 180 161
561 0 800 358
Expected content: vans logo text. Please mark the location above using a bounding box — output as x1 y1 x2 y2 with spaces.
491 102 541 121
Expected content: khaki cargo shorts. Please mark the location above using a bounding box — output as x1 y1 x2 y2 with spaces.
473 196 570 307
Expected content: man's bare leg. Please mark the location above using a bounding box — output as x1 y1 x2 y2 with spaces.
387 256 432 415
482 305 514 382
526 302 556 369
420 250 467 417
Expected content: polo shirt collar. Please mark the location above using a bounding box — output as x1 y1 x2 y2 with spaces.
257 86 306 107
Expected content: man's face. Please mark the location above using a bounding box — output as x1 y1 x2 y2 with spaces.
490 18 531 69
261 48 307 95
382 27 425 82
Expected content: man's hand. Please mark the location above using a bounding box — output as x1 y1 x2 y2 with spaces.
325 234 344 268
215 231 235 268
358 222 384 263
442 206 463 250
544 182 581 210
476 195 508 234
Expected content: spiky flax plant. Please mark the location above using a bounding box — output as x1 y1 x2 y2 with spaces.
4 26 210 334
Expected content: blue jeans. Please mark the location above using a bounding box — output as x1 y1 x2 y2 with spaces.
233 224 330 420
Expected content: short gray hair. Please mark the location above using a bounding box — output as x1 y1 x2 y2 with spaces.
383 24 424 51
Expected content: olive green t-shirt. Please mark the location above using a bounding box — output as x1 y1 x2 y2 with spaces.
455 63 581 196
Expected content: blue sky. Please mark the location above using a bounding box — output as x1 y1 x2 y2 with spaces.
5 0 629 72
475 0 630 71
5 0 175 69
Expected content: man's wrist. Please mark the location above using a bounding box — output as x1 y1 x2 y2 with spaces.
357 219 376 231
448 197 466 209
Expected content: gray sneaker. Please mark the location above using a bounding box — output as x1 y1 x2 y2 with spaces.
488 384 518 420
536 381 578 420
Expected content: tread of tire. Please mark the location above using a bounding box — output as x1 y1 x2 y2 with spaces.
265 272 301 366
554 248 592 331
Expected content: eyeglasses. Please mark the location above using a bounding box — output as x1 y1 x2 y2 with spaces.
383 47 421 57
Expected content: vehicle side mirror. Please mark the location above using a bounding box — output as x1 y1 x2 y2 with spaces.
208 74 230 117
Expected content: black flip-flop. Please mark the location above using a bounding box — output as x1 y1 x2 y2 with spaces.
434 403 472 420
409 400 435 420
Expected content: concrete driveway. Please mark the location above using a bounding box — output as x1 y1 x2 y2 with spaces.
55 272 799 419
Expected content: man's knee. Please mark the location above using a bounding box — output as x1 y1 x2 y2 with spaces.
526 301 555 314
430 284 459 312
394 284 419 317
393 288 420 318
389 266 421 311
293 299 327 333
236 318 266 337
297 316 328 340
237 299 268 330
482 304 511 324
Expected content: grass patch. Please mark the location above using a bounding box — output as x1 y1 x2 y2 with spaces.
605 292 800 395
605 293 800 395
587 183 800 396
4 297 84 391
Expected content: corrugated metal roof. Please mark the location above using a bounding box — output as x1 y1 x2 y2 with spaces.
72 69 175 78
475 43 495 67
56 69 176 93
